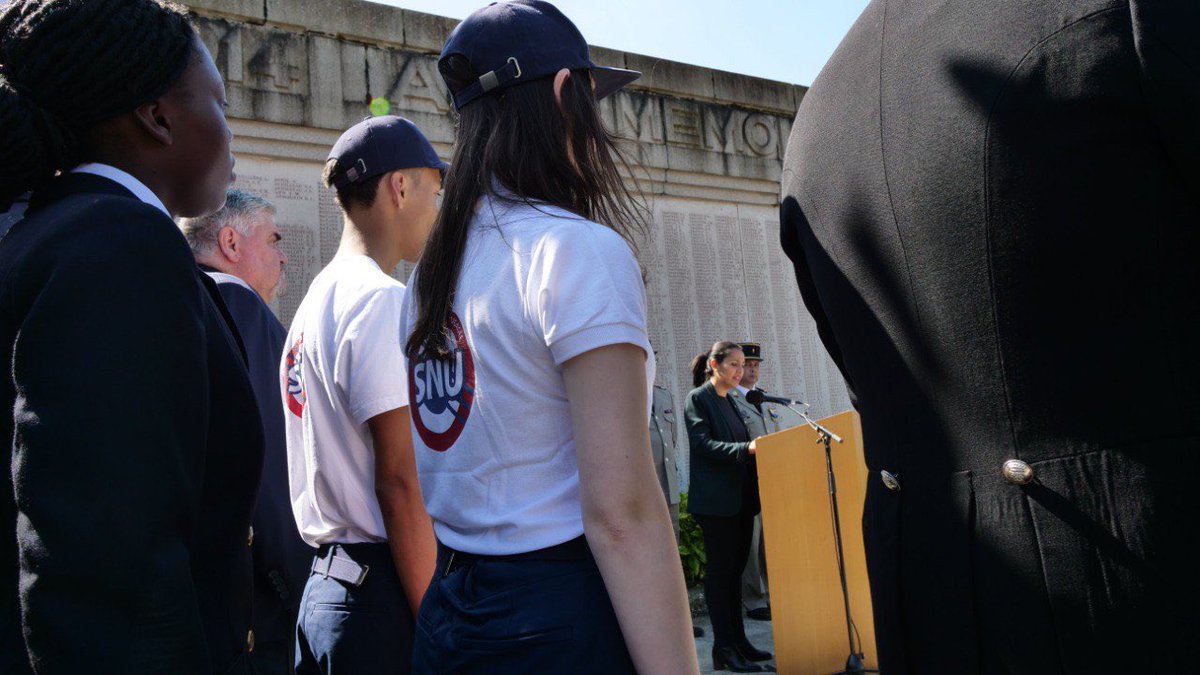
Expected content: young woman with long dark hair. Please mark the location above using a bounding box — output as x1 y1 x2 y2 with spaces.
398 2 697 673
686 341 772 672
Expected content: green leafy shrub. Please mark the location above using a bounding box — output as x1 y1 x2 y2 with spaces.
678 493 706 587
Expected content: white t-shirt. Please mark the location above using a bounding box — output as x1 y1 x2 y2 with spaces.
400 192 655 555
282 255 409 547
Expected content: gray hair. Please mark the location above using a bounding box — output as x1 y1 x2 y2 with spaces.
177 189 276 257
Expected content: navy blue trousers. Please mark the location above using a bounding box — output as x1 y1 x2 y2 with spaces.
412 536 635 674
294 543 413 674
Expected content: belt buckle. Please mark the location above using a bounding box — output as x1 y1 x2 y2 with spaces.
351 563 370 586
313 550 333 578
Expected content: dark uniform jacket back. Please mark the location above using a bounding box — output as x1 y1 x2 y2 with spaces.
780 1 1200 673
0 174 263 673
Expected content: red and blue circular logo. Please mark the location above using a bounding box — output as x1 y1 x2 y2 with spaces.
284 334 306 418
408 312 475 452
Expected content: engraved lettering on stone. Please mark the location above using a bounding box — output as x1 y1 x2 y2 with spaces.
199 22 244 84
224 27 244 83
389 54 451 114
614 92 665 143
666 104 702 146
249 35 302 92
704 106 735 153
340 43 369 104
742 114 778 157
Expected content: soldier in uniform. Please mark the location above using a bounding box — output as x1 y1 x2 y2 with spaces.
649 383 682 540
729 343 781 622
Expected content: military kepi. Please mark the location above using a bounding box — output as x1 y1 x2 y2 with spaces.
740 342 762 361
326 115 448 189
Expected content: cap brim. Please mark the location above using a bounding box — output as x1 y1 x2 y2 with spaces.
591 66 641 101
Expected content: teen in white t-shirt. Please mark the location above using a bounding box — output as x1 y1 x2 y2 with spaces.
284 255 409 546
404 3 697 673
283 115 444 674
401 189 656 554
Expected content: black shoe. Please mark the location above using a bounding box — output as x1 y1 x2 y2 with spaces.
736 639 773 662
693 625 706 638
712 645 765 672
746 606 772 621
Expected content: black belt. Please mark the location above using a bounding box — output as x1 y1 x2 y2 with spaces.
313 542 390 587
438 535 592 578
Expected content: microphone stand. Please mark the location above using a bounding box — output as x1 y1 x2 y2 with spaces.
780 403 877 675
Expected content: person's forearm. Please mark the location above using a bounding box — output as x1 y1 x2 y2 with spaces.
378 485 437 617
585 503 700 675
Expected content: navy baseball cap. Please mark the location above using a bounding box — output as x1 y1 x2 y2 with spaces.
326 116 448 190
439 0 641 111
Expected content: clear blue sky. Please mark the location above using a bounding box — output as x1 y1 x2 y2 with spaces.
370 0 871 86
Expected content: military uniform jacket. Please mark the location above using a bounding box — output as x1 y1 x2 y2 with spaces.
649 385 681 506
781 1 1200 673
729 389 783 440
0 174 263 674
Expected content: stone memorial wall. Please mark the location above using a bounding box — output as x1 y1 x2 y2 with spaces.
185 0 852 484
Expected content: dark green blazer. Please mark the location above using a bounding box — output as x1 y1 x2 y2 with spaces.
684 381 760 517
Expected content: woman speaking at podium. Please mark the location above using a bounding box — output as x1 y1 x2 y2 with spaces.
686 342 772 672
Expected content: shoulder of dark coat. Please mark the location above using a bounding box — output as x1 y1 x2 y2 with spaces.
40 194 191 262
214 279 274 323
7 195 195 286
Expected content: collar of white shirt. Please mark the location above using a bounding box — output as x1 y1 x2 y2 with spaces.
71 163 170 219
204 270 257 295
736 385 750 396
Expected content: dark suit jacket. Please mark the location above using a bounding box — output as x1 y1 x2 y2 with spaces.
0 195 28 240
781 1 1200 673
684 381 760 518
201 268 313 647
0 173 263 673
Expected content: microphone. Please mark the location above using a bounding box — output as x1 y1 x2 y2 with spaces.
745 389 808 408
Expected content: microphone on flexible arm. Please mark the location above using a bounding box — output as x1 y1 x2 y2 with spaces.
744 389 808 409
745 389 843 444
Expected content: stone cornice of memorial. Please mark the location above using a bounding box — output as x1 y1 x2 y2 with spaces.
184 0 807 205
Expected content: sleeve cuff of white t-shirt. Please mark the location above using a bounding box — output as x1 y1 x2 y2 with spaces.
351 394 411 425
549 321 652 366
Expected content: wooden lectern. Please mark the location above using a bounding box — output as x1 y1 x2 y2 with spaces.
756 410 878 674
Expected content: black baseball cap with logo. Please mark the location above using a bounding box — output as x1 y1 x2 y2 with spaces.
326 115 448 190
439 0 641 111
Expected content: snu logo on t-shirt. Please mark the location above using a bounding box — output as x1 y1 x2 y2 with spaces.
285 334 305 418
408 312 475 452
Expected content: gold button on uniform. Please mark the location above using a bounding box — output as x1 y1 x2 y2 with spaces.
880 470 901 491
1002 459 1034 485
247 629 255 653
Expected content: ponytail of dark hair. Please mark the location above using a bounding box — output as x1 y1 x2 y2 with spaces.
405 55 648 360
691 341 742 388
0 0 197 209
690 351 710 388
